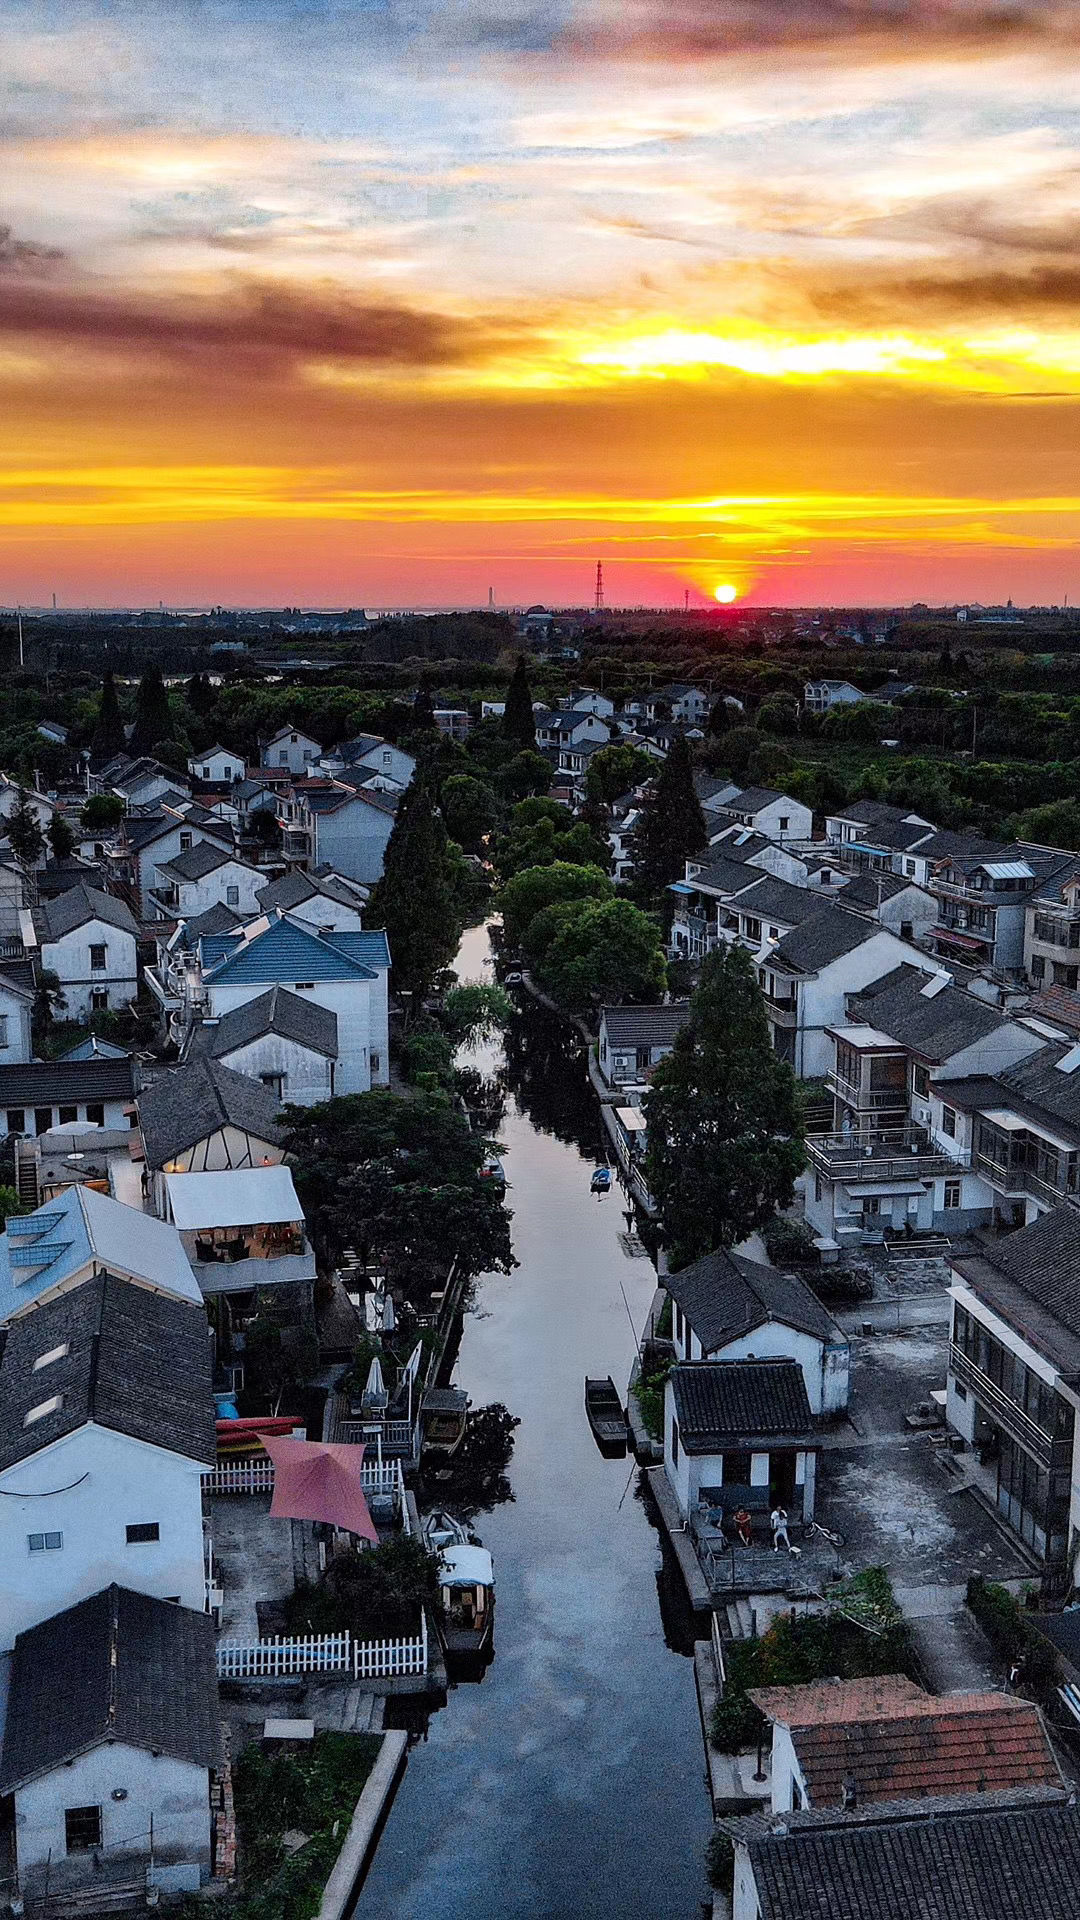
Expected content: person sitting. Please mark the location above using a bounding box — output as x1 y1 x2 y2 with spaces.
734 1506 753 1547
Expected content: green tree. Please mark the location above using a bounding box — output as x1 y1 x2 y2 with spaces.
532 897 667 1012
242 1313 320 1415
584 742 652 806
128 664 173 756
370 769 463 1003
46 812 75 861
707 696 730 736
496 808 609 880
644 943 805 1267
92 671 126 759
499 859 612 950
413 685 437 730
757 692 800 736
440 773 498 852
1009 796 1080 851
497 749 552 802
185 670 216 717
502 655 536 750
440 982 512 1042
81 792 125 832
7 789 44 866
631 733 707 900
32 966 67 1051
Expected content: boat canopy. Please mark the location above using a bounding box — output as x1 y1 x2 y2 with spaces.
440 1544 495 1588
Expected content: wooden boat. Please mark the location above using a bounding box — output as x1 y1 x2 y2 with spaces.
423 1509 481 1553
585 1376 627 1453
421 1386 470 1456
438 1542 496 1656
590 1166 612 1194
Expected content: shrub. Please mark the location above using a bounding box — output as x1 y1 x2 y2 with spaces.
966 1575 1061 1698
705 1830 735 1893
762 1214 818 1265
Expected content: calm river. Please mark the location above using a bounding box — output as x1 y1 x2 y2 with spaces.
358 922 710 1918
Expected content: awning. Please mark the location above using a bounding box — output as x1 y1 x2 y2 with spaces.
841 1179 927 1197
262 1435 378 1543
440 1544 494 1589
164 1164 303 1230
933 927 988 952
668 881 696 895
615 1107 648 1132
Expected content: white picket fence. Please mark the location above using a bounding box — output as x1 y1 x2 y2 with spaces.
202 1456 404 1502
216 1617 428 1681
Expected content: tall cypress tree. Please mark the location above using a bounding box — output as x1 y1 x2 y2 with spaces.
631 733 707 901
370 770 462 1002
128 665 173 757
92 671 126 760
503 656 536 751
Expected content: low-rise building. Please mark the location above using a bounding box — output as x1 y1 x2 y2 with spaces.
756 908 929 1078
162 1163 316 1299
32 883 139 1020
188 744 246 785
1024 863 1080 991
0 1055 137 1143
261 724 321 776
254 868 367 931
837 868 938 943
320 734 416 791
663 1357 820 1526
0 1182 203 1324
597 1003 689 1088
804 677 865 714
287 781 397 884
707 787 812 844
665 1248 849 1414
137 1055 285 1214
195 984 337 1105
151 840 265 922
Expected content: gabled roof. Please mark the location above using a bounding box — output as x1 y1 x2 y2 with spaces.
768 906 879 974
1 1585 221 1790
255 869 367 914
208 984 337 1060
190 742 237 762
951 1205 1080 1373
850 965 1010 1061
0 1269 215 1470
0 1057 134 1107
840 870 919 908
37 884 138 942
327 732 384 763
665 1249 840 1353
750 1675 926 1727
201 913 386 987
670 1358 815 1451
174 901 244 945
600 1002 689 1049
156 839 245 882
0 1183 202 1320
730 876 829 928
741 1792 1080 1920
137 1056 285 1168
786 1693 1060 1808
833 800 933 830
682 854 763 899
725 786 789 813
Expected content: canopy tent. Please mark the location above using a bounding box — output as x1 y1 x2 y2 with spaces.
439 1543 494 1589
163 1164 304 1231
262 1435 378 1543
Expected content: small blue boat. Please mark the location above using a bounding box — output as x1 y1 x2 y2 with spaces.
590 1166 613 1195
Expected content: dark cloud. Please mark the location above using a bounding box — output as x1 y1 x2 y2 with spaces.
562 0 1076 61
0 226 64 273
0 274 511 370
811 260 1080 321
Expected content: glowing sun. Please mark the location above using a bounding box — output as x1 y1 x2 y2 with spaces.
714 582 738 603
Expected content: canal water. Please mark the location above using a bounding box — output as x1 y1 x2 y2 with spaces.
359 923 711 1918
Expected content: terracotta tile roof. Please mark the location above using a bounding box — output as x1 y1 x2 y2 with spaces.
749 1675 926 1728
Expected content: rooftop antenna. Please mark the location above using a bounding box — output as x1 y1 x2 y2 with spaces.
595 560 604 613
684 588 690 613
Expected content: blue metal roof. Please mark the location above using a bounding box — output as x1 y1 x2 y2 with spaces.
669 881 696 895
322 930 391 971
203 915 380 985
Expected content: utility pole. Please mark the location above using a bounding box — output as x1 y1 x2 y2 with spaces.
16 607 23 669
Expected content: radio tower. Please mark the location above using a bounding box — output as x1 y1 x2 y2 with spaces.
594 560 604 613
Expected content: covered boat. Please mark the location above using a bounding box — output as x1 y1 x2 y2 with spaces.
590 1166 612 1194
421 1385 470 1456
439 1542 496 1655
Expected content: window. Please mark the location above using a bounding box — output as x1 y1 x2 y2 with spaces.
370 1053 381 1074
0 1015 9 1047
179 831 192 851
911 1063 929 1099
259 1073 284 1098
901 921 913 941
279 750 289 765
34 1342 69 1370
6 1109 23 1134
941 1105 957 1137
65 1807 102 1854
57 1106 78 1126
28 1531 62 1552
202 765 211 780
382 749 392 765
86 1103 105 1126
226 886 240 906
90 944 107 970
90 989 108 1013
944 1179 962 1210
126 1522 160 1544
1032 955 1046 981
778 816 789 831
24 1393 63 1426
294 981 315 992
905 859 917 876
670 1417 679 1468
862 1196 881 1216
33 1107 52 1135
744 917 761 941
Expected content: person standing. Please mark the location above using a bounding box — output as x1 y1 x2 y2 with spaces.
771 1506 792 1552
734 1506 753 1547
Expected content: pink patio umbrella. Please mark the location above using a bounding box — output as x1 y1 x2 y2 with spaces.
262 1434 378 1544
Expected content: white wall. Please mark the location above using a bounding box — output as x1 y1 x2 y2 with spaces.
745 797 813 842
148 1121 283 1212
732 1843 763 1920
0 1424 207 1647
133 823 231 916
793 929 931 1078
214 1031 334 1107
40 918 138 1021
190 749 245 783
0 976 31 1062
312 799 394 885
159 857 264 922
207 974 387 1091
263 730 320 775
278 892 365 933
0 1093 131 1139
14 1744 211 1896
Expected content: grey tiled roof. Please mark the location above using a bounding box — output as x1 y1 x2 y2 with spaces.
685 855 763 898
670 1358 814 1451
850 965 1010 1061
1 1585 221 1790
209 984 337 1060
665 1250 839 1353
726 786 786 812
953 1205 1080 1363
768 907 878 974
0 1057 134 1105
731 876 829 927
38 884 138 941
600 1002 689 1049
137 1055 284 1167
156 839 236 881
0 1269 215 1470
744 1793 1080 1920
839 871 914 908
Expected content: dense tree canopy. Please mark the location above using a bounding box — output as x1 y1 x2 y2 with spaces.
128 664 173 757
498 859 612 951
584 742 653 806
531 896 667 1012
644 943 805 1268
631 733 707 900
370 769 464 1002
440 773 498 852
502 655 536 750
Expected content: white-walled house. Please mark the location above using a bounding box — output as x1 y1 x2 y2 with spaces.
0 1182 203 1324
663 1358 819 1525
199 912 390 1092
320 734 416 791
152 840 265 922
665 1248 849 1416
0 963 33 1064
597 1003 689 1089
0 1585 221 1903
803 677 865 714
188 744 245 785
291 782 398 885
261 725 321 776
108 806 235 917
835 868 938 942
137 1055 285 1213
32 884 139 1020
756 907 934 1078
714 787 813 843
197 985 337 1105
254 868 367 930
0 1055 137 1145
0 1270 214 1645
163 1164 316 1299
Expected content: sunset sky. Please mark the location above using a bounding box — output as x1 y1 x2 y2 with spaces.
4 1 1080 606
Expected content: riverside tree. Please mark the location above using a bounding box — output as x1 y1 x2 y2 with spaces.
631 733 707 901
128 664 173 757
498 859 612 951
644 942 805 1268
370 767 463 1003
531 896 667 1013
502 655 536 751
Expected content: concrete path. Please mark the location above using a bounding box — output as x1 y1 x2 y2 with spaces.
895 1583 1004 1693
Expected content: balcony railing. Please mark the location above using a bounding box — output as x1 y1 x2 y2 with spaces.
973 1149 1079 1210
1032 915 1080 950
806 1128 969 1182
829 1071 909 1112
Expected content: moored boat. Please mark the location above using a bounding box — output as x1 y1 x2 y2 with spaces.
585 1376 627 1453
421 1386 470 1456
438 1541 496 1655
590 1166 612 1194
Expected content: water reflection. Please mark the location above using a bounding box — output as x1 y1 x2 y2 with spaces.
500 1001 601 1158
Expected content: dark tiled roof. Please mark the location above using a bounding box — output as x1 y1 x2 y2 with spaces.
670 1358 814 1451
920 829 1012 866
157 840 237 881
840 870 916 908
952 1206 1080 1369
1 1585 221 1789
685 855 762 898
849 966 1010 1061
769 907 878 974
836 801 932 831
665 1249 839 1353
38 884 138 941
0 1269 215 1470
744 1794 1080 1920
0 1057 134 1105
137 1055 284 1167
997 1041 1080 1133
208 984 337 1060
788 1694 1060 1807
726 786 786 812
177 901 244 943
601 1003 689 1049
732 876 828 927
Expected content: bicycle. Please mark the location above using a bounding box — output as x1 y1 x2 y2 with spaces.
804 1516 846 1547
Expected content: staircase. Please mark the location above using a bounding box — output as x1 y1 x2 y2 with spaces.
14 1137 39 1211
723 1596 756 1640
